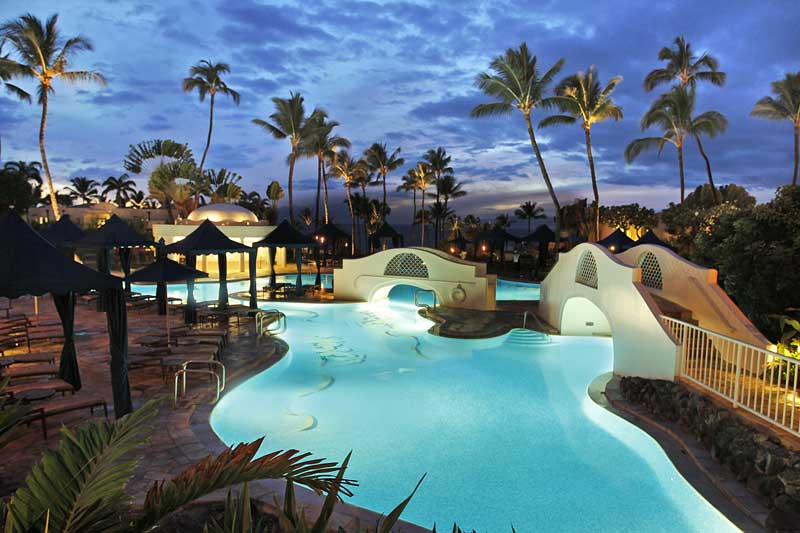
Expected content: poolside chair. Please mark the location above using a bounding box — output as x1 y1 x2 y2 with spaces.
1 378 75 399
1 363 59 380
0 352 57 366
22 394 108 438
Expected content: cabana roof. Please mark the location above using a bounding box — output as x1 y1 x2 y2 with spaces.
474 226 519 244
0 211 121 298
77 214 153 248
315 222 349 242
127 257 209 284
632 229 672 249
253 220 316 248
597 228 635 252
38 214 85 247
520 224 555 243
164 219 251 255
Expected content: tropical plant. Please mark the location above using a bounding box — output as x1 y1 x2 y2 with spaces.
0 378 28 451
0 39 30 103
206 168 243 203
125 190 150 209
431 173 466 245
330 150 367 255
396 172 419 228
0 164 40 212
540 67 623 240
301 112 350 227
266 180 284 223
123 139 195 175
148 161 197 222
252 92 323 224
0 13 106 219
422 147 453 246
599 203 657 238
182 60 240 180
66 176 100 204
471 42 564 250
625 86 724 204
2 398 357 533
751 72 800 186
409 162 433 246
102 174 137 206
298 207 313 229
364 142 404 218
559 198 593 239
238 190 270 220
494 213 512 229
514 200 545 234
643 36 726 91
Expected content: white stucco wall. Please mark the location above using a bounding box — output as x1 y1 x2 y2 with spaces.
333 247 497 310
617 244 770 348
540 243 680 380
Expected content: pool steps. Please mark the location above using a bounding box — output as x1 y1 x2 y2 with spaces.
505 327 551 347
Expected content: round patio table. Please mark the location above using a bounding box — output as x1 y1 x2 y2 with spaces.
16 388 55 404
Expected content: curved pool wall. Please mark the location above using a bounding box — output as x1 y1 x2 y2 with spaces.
206 295 736 530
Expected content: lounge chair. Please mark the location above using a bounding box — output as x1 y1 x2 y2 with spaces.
1 378 75 399
23 394 108 438
1 363 59 380
0 352 57 367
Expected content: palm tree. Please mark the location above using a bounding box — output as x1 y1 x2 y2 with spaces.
182 60 240 195
301 113 350 227
102 174 137 206
625 87 693 203
397 172 418 228
751 72 800 186
126 190 148 209
252 92 321 224
409 162 433 246
539 67 623 240
237 190 270 220
495 213 512 229
364 143 404 218
422 147 453 244
689 109 728 204
471 43 564 250
66 177 100 204
266 180 284 223
298 207 313 229
515 200 546 234
643 36 726 91
330 150 367 255
1 14 106 219
434 174 466 244
645 37 727 203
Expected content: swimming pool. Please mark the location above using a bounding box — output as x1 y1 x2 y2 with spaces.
134 276 540 304
207 293 736 530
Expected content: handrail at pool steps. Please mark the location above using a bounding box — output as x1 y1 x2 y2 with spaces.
255 309 287 336
173 360 226 408
414 289 438 309
661 315 799 437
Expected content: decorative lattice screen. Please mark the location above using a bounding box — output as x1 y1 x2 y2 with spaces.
383 252 429 278
637 251 663 290
575 250 598 288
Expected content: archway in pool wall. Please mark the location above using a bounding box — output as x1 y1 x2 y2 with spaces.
369 283 441 307
560 296 611 336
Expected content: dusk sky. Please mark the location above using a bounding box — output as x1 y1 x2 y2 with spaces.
1 0 797 225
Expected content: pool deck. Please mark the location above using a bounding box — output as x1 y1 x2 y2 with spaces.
421 300 558 338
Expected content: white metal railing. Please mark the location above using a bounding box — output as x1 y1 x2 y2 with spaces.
662 316 799 436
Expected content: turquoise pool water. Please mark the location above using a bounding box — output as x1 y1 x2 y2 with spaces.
134 276 539 304
206 293 736 530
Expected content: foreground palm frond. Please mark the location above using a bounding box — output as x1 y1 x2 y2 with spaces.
0 378 29 451
134 440 357 531
4 399 162 533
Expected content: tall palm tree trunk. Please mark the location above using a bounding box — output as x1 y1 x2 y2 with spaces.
287 150 296 224
420 192 426 246
434 173 441 247
524 114 561 253
39 93 60 220
315 158 322 230
677 145 686 204
584 128 601 241
321 157 330 223
411 189 416 229
693 134 721 204
382 170 387 218
346 182 355 255
527 218 532 234
196 93 215 206
794 125 799 186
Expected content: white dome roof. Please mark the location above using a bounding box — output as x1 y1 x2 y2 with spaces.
187 203 258 223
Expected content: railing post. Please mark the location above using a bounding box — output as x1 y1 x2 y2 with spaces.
680 322 688 377
732 344 743 409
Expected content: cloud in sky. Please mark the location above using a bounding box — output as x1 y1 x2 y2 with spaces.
1 0 797 224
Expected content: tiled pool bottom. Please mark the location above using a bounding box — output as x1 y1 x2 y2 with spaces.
208 300 736 531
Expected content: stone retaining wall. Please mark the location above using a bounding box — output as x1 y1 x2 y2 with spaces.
619 377 800 530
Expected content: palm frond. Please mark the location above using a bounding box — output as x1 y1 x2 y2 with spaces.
537 114 576 128
469 101 513 118
625 137 669 163
134 440 357 531
4 399 162 533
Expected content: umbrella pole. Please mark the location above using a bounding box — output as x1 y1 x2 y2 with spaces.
166 283 171 348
